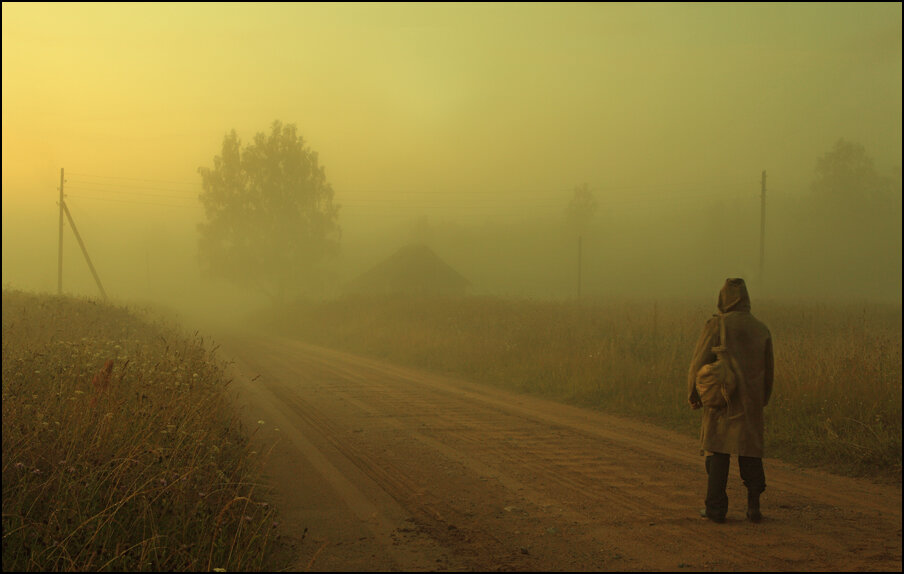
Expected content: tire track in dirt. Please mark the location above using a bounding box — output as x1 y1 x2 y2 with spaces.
300 366 779 570
259 338 688 530
267 384 521 570
219 332 902 571
279 336 900 516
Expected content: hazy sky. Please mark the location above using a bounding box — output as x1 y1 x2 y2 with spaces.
2 2 901 300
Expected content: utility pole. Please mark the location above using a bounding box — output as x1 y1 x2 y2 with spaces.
577 234 583 299
759 170 766 289
58 168 64 294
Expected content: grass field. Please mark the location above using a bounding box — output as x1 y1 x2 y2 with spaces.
1 290 290 572
263 294 902 483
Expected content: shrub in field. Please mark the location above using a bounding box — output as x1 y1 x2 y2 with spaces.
265 294 901 482
2 290 288 572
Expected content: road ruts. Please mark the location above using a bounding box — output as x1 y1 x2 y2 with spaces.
215 330 902 572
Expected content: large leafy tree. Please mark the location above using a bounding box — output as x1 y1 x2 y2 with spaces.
811 138 896 211
198 121 340 303
803 138 901 298
565 182 598 237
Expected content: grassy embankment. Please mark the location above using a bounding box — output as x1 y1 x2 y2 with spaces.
265 294 902 483
2 290 290 572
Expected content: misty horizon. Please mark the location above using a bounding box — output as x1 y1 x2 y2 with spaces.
3 3 901 316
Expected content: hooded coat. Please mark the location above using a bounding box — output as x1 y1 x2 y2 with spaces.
688 278 774 457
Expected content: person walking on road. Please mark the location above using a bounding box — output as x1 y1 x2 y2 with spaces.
688 278 774 523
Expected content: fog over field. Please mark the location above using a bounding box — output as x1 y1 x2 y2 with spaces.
2 3 901 320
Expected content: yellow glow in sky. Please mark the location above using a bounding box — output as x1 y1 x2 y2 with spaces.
2 2 901 301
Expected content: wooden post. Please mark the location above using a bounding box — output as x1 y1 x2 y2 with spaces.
759 170 766 289
577 234 583 299
58 168 64 294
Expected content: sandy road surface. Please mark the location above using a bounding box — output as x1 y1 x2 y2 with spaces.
213 330 901 571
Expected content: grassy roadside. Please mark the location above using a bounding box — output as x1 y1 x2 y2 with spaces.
1 290 290 572
262 294 902 484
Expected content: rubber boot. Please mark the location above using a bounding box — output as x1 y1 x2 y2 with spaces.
747 490 762 523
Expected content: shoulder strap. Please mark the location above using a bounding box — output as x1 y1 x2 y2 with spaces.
711 312 728 354
718 312 727 351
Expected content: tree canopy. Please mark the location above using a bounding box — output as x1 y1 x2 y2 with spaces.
799 138 902 299
811 138 897 210
565 182 598 236
197 121 340 303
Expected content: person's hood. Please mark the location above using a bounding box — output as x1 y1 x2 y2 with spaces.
718 278 751 313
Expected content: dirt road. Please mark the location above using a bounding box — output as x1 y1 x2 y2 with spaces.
214 331 901 571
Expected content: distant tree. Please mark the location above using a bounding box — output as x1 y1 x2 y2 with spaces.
802 138 902 299
565 182 598 237
811 138 896 211
197 121 340 304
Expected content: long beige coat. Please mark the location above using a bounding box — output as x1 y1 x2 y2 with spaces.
688 279 774 457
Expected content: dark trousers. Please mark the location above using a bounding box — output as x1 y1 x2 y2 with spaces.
705 452 766 517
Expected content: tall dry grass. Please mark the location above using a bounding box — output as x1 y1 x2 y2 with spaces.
265 294 901 482
2 290 289 572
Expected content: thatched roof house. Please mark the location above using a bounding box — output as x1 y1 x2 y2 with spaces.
345 243 469 296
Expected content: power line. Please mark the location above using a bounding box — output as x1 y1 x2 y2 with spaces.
64 189 756 211
61 170 762 213
65 184 200 201
336 190 757 208
66 172 197 187
65 170 761 199
65 194 200 209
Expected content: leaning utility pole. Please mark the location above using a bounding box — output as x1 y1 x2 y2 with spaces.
759 170 766 289
58 168 64 294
